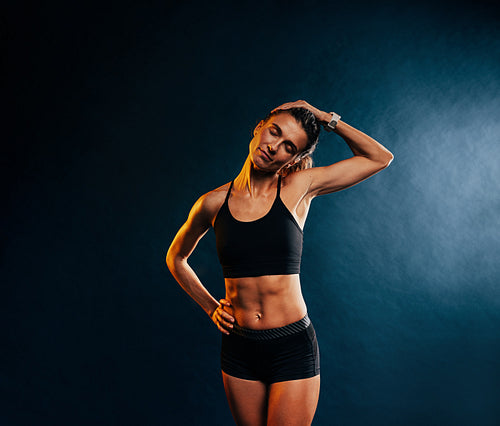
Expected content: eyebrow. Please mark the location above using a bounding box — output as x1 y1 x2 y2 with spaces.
271 123 298 153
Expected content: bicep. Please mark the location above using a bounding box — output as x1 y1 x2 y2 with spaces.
307 156 390 197
168 197 212 261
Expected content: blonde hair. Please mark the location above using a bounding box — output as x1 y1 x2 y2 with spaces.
279 155 313 177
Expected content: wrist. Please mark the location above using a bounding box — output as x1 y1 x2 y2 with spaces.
318 111 332 125
332 119 344 134
322 111 341 132
207 302 220 319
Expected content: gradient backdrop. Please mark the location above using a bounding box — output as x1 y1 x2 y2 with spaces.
3 1 500 425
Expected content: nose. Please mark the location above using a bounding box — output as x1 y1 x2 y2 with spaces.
267 142 277 153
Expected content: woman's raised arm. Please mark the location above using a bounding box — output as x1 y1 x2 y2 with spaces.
275 100 394 196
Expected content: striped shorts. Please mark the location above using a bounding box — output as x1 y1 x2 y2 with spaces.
221 314 320 384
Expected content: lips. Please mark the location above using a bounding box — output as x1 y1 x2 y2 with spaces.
258 148 272 161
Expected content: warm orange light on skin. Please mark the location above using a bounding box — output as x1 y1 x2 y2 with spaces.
249 112 309 174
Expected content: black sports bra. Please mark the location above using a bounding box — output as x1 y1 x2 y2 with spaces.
213 176 303 278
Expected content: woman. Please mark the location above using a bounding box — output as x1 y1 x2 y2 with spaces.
166 100 393 425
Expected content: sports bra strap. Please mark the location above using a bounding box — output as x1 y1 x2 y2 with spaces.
214 171 302 279
224 181 234 203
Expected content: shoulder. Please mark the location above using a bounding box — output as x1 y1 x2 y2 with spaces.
190 182 232 226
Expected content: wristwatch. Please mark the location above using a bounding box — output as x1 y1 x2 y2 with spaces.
323 112 341 132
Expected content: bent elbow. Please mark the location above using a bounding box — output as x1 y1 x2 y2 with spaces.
166 246 178 273
378 150 394 169
166 244 188 275
385 151 394 167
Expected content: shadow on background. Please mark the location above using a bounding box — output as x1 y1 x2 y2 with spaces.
3 0 500 425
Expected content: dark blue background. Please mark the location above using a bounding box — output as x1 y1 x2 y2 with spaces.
3 1 500 425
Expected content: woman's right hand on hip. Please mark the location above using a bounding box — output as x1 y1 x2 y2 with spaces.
211 299 235 335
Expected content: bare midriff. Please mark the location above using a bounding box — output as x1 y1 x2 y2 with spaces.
224 274 307 330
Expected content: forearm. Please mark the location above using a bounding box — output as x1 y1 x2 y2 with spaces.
167 256 220 317
276 101 393 165
332 119 393 164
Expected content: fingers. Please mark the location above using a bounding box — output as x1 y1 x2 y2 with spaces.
219 298 232 307
214 308 234 334
271 100 310 113
272 102 295 112
213 299 235 335
272 100 326 123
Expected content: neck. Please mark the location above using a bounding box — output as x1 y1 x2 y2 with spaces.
234 156 280 197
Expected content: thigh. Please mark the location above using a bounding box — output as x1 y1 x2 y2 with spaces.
222 371 268 426
266 323 320 384
267 375 321 426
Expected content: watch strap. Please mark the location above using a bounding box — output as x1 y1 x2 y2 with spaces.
323 112 341 132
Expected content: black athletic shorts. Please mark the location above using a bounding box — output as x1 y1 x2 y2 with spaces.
221 314 320 384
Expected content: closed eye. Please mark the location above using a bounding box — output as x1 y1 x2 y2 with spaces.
286 142 297 154
269 123 298 153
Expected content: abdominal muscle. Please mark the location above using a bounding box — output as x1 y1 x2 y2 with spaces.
223 274 308 330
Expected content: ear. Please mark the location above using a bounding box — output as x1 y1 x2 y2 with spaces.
253 120 264 136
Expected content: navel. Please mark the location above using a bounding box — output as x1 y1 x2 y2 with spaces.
255 312 262 321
